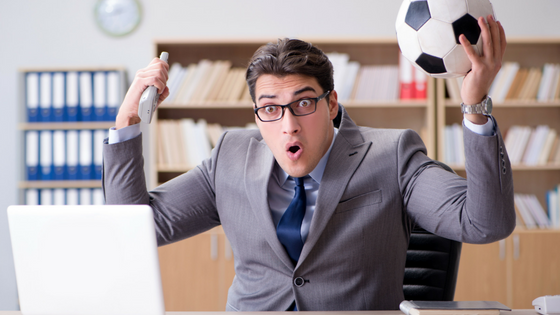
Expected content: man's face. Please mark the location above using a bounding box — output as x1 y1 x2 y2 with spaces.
254 74 339 178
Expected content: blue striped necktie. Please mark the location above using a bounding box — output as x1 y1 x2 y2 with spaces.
276 176 307 264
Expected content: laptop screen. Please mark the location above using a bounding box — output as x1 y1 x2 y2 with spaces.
7 205 165 315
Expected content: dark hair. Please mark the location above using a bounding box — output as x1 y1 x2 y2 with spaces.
246 38 334 103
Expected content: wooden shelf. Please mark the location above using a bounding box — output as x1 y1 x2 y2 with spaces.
19 122 114 130
19 180 102 189
160 102 252 109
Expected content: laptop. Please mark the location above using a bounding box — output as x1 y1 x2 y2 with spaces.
7 205 166 315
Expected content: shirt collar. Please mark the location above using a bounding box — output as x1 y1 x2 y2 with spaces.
277 128 338 185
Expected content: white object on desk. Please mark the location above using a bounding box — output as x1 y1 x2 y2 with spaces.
7 205 165 315
533 295 560 315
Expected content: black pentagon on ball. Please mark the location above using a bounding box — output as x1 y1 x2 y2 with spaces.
452 14 481 45
416 53 446 74
405 0 431 31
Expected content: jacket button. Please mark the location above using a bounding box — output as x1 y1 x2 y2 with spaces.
294 277 305 287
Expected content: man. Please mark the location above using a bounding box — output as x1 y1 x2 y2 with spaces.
103 15 514 311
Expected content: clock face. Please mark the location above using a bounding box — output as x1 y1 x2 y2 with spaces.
95 0 142 37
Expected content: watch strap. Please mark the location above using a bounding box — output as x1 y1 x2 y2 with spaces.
461 96 492 116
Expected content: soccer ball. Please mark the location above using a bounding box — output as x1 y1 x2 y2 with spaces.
395 0 494 78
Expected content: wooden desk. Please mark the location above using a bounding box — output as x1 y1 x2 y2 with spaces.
0 310 539 315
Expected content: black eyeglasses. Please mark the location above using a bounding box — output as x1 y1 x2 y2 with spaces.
254 91 330 122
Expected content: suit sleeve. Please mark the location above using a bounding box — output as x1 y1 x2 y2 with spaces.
102 133 221 246
399 116 515 244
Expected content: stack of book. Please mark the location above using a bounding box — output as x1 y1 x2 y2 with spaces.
25 188 104 206
444 124 560 166
25 129 108 181
164 61 252 105
504 125 560 165
514 193 557 229
328 52 427 102
157 119 256 170
162 52 427 106
397 53 427 101
445 62 560 103
25 70 125 122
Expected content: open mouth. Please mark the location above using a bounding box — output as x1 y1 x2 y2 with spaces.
286 142 303 161
288 145 300 154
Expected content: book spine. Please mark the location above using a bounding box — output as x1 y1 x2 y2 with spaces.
52 130 66 180
39 72 53 122
93 71 108 121
26 72 39 122
25 131 39 181
52 72 66 122
399 53 415 100
66 71 79 122
79 72 93 121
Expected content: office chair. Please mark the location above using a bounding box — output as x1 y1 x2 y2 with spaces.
403 226 462 301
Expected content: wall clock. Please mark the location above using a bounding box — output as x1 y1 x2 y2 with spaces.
95 0 142 37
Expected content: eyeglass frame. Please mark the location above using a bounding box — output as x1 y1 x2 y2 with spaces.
253 90 331 122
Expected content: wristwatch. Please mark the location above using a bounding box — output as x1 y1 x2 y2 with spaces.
461 95 493 116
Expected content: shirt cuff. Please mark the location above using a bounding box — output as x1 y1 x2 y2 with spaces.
463 116 494 136
108 124 141 144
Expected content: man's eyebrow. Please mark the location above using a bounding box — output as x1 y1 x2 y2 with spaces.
257 86 317 102
258 94 276 101
294 86 317 95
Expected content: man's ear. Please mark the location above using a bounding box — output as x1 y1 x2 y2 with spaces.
328 90 339 120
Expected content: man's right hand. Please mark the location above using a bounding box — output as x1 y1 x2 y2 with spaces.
115 58 170 129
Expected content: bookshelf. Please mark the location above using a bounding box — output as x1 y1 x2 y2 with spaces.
150 38 436 189
436 38 560 307
150 38 436 311
18 67 126 205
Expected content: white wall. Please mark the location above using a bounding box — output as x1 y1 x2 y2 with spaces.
0 0 559 310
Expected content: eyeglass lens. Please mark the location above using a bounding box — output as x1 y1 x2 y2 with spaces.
258 99 316 121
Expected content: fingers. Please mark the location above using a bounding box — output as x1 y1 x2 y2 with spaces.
497 20 507 58
487 15 502 62
155 87 170 110
481 15 506 62
459 34 477 60
135 59 169 94
478 16 494 60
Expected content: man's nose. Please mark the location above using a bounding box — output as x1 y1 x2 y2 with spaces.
281 108 301 135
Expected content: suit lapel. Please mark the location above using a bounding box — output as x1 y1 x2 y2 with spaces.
244 137 295 269
297 107 372 266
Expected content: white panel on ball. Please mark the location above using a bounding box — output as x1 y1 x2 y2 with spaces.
396 24 423 63
428 0 468 23
443 45 472 77
466 0 494 20
417 19 456 57
395 0 412 30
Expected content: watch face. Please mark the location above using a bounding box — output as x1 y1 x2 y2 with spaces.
95 0 142 37
484 97 493 115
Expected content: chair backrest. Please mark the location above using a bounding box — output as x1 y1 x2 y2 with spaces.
403 227 462 301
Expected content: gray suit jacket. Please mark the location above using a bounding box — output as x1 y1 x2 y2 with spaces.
103 107 515 311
